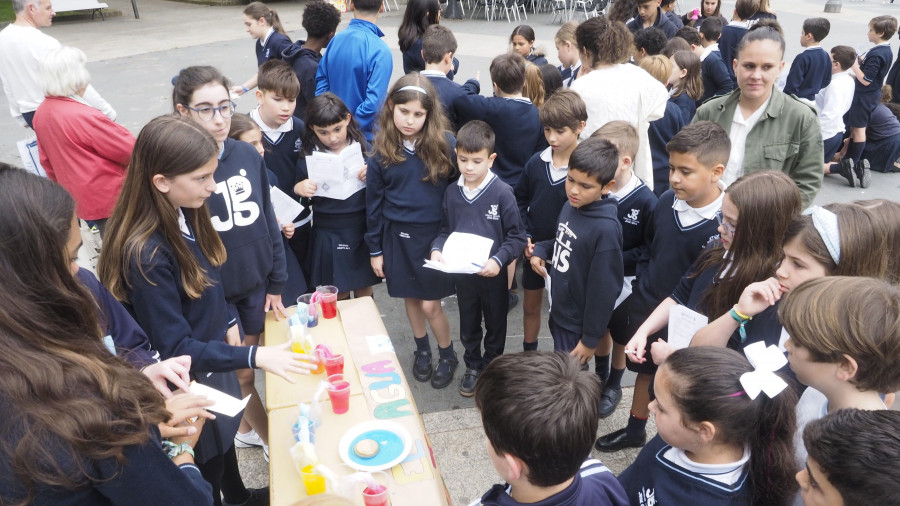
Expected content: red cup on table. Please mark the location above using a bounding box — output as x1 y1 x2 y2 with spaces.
317 285 339 319
323 354 344 377
362 484 389 506
326 373 350 414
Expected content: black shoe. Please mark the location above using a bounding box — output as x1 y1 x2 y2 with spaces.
838 158 856 187
412 350 433 382
598 386 622 419
856 158 871 188
594 428 646 452
459 368 480 397
431 352 459 389
223 487 270 506
507 291 519 312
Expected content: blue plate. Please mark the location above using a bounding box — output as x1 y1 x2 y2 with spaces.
338 421 412 472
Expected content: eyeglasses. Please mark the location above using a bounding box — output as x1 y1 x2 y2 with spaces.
186 102 235 122
716 211 736 236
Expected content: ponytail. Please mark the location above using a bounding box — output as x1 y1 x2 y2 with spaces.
243 1 289 37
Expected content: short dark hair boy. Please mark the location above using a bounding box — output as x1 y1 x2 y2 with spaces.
258 59 301 98
698 16 723 44
784 17 832 101
802 17 830 42
871 14 899 40
422 24 458 64
490 52 526 95
800 409 900 505
666 119 731 166
696 17 733 103
422 25 479 132
473 352 628 504
539 88 587 131
627 0 678 39
303 0 341 38
456 118 495 154
570 137 619 184
283 1 341 121
634 27 668 60
830 45 856 71
675 26 701 47
350 0 381 14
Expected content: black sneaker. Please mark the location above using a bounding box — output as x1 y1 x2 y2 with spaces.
223 487 270 506
856 158 871 188
412 350 433 382
838 158 856 187
507 291 519 312
459 368 480 397
431 352 459 389
598 385 622 419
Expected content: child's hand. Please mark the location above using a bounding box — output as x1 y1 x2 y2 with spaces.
371 255 385 278
569 341 596 364
265 293 287 321
159 393 216 440
625 330 650 363
478 259 501 277
225 324 241 347
430 250 445 263
530 255 547 277
281 222 295 239
357 164 367 182
475 71 481 81
736 277 783 318
230 85 246 96
141 356 192 398
255 343 318 383
524 238 535 259
294 179 317 198
650 341 675 365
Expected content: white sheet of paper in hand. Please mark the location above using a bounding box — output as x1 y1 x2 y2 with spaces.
189 381 251 417
305 143 366 200
270 186 305 225
426 232 494 274
667 304 708 350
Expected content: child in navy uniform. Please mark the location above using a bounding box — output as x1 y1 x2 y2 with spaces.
232 2 291 97
784 18 832 101
697 17 735 104
589 121 657 417
517 90 586 352
471 352 629 506
281 0 341 121
367 74 460 390
618 347 798 506
837 15 898 189
420 25 479 132
431 121 526 397
598 121 726 453
718 0 755 86
531 138 624 365
627 0 678 39
510 25 548 66
640 55 691 196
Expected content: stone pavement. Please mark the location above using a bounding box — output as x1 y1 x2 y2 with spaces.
2 0 899 503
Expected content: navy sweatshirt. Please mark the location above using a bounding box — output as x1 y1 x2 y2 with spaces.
424 72 480 132
208 138 288 300
626 7 678 39
515 149 568 242
77 268 157 370
857 44 893 96
533 197 624 348
257 115 305 201
256 31 291 66
614 179 657 276
526 53 549 66
618 435 751 506
475 459 629 506
454 95 547 187
699 50 734 104
0 420 212 506
649 100 688 194
670 91 696 125
633 190 721 312
432 174 526 269
887 46 900 103
295 140 370 216
719 24 748 85
281 41 321 121
402 37 460 79
365 134 458 255
784 47 832 101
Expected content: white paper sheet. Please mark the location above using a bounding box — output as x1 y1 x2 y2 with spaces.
189 381 251 417
17 137 46 177
270 186 305 225
667 304 708 350
305 143 366 200
423 232 494 274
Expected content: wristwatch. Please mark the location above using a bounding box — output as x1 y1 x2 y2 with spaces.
162 440 195 460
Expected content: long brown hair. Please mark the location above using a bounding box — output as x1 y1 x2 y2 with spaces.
664 347 798 506
855 199 900 284
523 63 546 109
99 115 225 302
0 165 168 504
244 1 288 36
372 73 454 184
693 171 801 317
672 50 703 101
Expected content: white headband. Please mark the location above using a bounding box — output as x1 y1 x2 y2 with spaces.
803 206 840 265
398 85 428 95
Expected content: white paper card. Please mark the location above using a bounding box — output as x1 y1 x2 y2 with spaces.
366 334 395 354
423 232 494 274
270 186 305 226
614 276 635 309
305 143 366 200
667 304 708 350
189 381 251 417
17 137 46 177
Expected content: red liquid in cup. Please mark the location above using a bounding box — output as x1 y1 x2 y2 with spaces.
362 485 389 506
327 380 350 414
324 355 344 377
321 298 337 319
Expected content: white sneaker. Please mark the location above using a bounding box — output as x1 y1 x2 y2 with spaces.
234 429 264 448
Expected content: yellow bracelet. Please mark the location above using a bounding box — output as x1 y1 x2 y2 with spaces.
733 306 752 321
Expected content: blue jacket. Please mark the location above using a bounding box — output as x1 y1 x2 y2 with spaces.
315 19 392 141
626 7 678 39
784 47 832 101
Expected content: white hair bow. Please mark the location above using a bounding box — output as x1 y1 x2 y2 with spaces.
740 341 789 400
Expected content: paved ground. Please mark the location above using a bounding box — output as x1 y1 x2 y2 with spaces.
4 0 900 503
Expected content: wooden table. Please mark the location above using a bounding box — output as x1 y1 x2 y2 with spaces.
265 297 450 506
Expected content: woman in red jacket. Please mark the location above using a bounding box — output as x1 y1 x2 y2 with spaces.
33 45 134 237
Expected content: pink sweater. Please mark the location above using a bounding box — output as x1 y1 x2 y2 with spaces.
33 96 134 220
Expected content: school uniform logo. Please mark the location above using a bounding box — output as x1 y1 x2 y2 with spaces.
551 222 577 273
624 208 641 226
294 138 302 153
637 487 657 506
210 169 261 232
485 205 500 221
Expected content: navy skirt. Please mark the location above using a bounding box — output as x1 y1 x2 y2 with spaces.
847 89 880 128
383 220 454 300
309 212 380 292
193 370 242 464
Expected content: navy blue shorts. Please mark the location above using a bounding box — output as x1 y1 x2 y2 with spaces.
521 256 546 290
823 132 844 163
847 90 879 128
549 316 580 353
230 287 267 336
